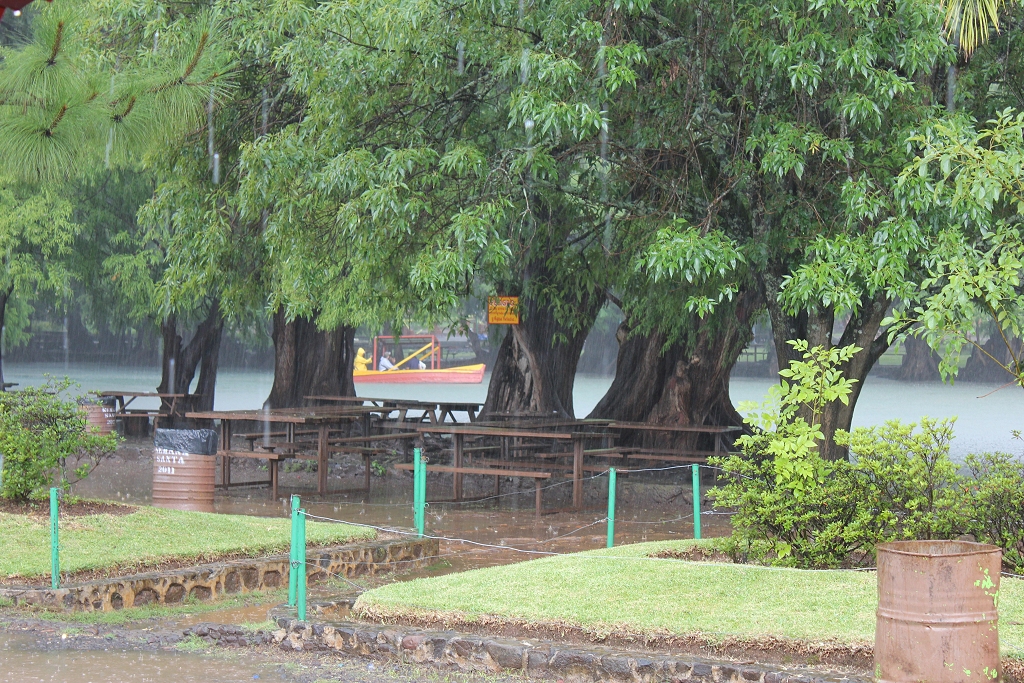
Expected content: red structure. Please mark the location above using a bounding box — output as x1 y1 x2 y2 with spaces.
0 0 50 21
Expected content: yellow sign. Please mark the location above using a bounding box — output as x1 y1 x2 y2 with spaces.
487 296 520 325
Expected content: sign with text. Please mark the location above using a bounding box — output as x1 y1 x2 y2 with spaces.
487 296 520 325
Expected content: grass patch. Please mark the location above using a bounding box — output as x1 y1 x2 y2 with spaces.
357 539 1024 658
176 633 210 652
0 505 373 580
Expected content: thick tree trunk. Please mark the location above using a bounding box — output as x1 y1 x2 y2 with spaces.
0 287 10 390
158 301 225 423
895 335 941 382
264 310 355 409
961 333 1020 383
759 269 892 461
589 288 760 450
481 293 601 418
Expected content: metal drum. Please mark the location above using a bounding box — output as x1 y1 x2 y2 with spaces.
875 540 1002 683
151 429 219 513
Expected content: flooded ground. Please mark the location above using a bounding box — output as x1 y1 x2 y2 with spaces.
0 632 288 683
73 441 728 578
8 362 1024 457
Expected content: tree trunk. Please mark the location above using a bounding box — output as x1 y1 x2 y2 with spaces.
759 269 892 461
264 309 355 409
158 300 225 423
589 288 760 450
481 293 601 418
895 335 941 381
0 287 10 390
961 332 1020 383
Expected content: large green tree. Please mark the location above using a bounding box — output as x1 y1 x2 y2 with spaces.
0 178 78 387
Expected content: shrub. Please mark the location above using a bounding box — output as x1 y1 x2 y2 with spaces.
710 341 873 567
711 433 872 567
0 378 120 501
959 451 1024 573
838 418 964 543
711 342 965 568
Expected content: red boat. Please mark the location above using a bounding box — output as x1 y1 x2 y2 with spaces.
354 335 485 384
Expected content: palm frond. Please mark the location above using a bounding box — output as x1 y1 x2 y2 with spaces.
944 0 1008 56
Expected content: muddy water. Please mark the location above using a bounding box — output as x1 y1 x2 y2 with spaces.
1 633 287 683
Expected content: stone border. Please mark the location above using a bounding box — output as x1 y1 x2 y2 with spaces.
267 616 872 683
0 538 438 612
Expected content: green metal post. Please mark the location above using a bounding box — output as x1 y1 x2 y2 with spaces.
297 509 307 621
288 495 299 607
413 448 422 535
416 448 427 537
692 464 701 540
606 468 616 548
50 487 59 589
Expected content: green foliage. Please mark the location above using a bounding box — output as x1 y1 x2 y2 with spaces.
0 379 119 501
0 178 79 341
888 111 1024 388
714 343 966 568
735 340 861 494
710 438 870 567
836 418 963 542
959 451 1024 573
0 2 232 182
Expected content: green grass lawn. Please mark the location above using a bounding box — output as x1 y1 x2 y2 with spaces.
0 506 373 580
357 539 1024 659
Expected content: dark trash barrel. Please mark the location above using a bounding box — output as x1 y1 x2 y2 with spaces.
875 540 1002 683
152 428 219 513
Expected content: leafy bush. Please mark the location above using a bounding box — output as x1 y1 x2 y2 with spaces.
0 378 120 501
711 341 872 567
711 342 965 568
959 451 1024 573
838 418 963 543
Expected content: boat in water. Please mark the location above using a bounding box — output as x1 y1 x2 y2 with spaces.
354 363 486 384
354 335 485 384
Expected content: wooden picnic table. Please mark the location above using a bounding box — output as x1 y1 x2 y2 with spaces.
414 423 587 509
307 395 482 423
604 422 742 458
186 408 372 499
101 391 188 430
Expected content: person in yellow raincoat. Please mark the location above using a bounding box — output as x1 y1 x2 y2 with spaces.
353 348 372 371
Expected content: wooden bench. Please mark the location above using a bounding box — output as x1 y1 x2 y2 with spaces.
585 448 720 465
394 463 551 515
216 446 375 500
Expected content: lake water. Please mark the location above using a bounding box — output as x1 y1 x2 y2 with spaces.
6 362 1023 459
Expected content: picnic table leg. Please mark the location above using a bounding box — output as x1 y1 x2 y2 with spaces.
453 433 464 501
271 460 279 500
572 435 584 510
318 424 328 495
535 478 542 516
362 413 371 438
363 453 371 492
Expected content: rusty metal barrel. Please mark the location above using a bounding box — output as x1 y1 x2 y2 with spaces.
152 428 219 513
875 540 1002 683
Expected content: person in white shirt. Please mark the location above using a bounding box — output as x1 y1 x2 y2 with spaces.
378 350 396 371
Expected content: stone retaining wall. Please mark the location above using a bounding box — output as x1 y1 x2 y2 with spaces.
268 616 871 683
0 538 438 612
